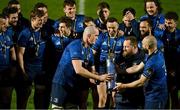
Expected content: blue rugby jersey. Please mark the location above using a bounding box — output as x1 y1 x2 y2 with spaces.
7 18 29 44
140 14 165 39
53 15 84 37
162 28 180 53
143 50 168 102
0 31 13 71
50 34 73 71
92 32 124 64
52 39 94 88
18 28 47 66
81 46 94 68
94 18 107 33
119 19 140 39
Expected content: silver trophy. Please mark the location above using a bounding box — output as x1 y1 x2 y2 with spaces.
106 54 116 92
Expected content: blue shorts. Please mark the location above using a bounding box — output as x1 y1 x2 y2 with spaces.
144 99 167 109
50 83 79 108
145 86 168 109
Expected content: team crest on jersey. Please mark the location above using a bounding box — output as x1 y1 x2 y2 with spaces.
82 50 84 55
29 37 34 41
55 41 61 46
116 41 122 46
102 42 107 45
78 23 83 28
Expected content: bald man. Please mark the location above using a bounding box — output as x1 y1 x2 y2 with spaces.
114 35 168 109
50 26 112 109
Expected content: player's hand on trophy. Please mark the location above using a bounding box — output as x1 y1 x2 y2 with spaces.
98 74 113 82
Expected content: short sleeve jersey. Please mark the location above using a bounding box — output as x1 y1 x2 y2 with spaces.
53 39 90 88
53 15 84 34
0 31 13 71
140 14 165 39
18 28 47 66
92 32 124 64
51 35 73 65
143 50 168 101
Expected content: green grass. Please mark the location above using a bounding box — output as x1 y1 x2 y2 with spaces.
0 0 180 27
11 89 34 109
1 0 180 109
